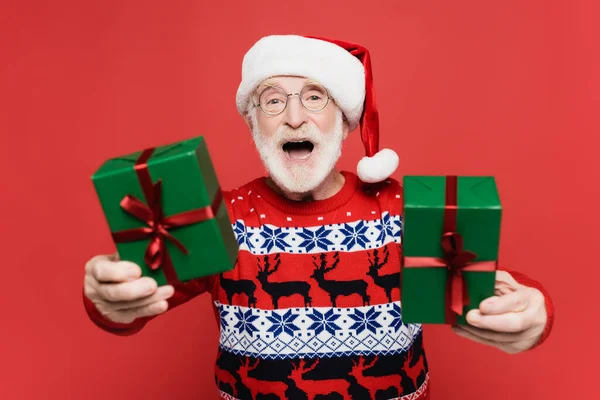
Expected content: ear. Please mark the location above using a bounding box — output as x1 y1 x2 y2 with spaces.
243 113 253 131
342 115 350 141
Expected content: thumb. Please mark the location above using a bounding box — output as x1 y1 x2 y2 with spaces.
109 251 120 262
495 270 520 288
480 290 529 315
494 270 522 295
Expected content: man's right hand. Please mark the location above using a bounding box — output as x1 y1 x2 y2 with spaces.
83 253 175 324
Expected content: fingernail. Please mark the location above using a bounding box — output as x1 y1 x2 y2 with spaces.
127 266 140 277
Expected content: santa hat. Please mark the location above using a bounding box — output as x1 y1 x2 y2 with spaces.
235 34 399 183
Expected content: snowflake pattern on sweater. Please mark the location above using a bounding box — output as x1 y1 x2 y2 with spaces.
214 172 429 400
232 213 402 255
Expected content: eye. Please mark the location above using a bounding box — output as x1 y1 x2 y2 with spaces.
260 87 287 110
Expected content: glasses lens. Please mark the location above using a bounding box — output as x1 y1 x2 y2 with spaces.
301 85 328 111
259 87 287 114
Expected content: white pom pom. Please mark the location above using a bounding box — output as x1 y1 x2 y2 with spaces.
357 148 399 183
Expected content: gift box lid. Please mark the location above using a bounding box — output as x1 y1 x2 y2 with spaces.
92 137 203 179
403 176 501 210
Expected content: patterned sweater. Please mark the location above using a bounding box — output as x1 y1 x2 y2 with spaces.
84 171 554 400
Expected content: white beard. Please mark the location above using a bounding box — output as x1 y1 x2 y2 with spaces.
250 109 344 194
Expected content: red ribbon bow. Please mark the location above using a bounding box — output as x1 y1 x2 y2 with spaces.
112 180 193 270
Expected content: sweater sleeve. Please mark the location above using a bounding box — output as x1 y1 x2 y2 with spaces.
82 276 214 336
497 266 554 349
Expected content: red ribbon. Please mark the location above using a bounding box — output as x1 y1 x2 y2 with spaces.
403 176 497 324
111 148 222 284
441 231 476 319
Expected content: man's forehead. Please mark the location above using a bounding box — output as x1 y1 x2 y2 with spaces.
257 77 322 90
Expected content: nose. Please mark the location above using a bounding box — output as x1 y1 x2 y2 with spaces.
283 95 309 129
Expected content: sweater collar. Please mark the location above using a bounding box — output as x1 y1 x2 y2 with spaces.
252 171 360 215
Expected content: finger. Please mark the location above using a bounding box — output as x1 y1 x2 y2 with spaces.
92 259 142 283
113 300 170 323
111 285 175 311
479 290 529 315
466 309 533 333
451 325 500 348
494 270 520 287
85 254 108 274
95 277 158 303
452 324 533 344
494 284 516 297
85 253 121 272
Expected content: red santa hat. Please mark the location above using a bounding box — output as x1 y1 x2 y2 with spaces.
235 34 399 183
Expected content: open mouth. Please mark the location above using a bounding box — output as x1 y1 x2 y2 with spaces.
282 140 315 160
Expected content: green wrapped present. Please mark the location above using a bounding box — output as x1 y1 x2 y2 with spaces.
401 176 501 324
92 136 238 286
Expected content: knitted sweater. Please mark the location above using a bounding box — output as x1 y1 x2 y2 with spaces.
84 171 554 400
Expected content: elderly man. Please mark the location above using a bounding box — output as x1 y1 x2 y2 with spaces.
83 35 554 400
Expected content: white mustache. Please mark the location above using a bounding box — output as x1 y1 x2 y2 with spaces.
274 124 321 146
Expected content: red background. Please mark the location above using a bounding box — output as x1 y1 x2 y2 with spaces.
1 0 598 399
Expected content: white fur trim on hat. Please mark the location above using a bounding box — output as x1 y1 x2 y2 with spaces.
236 35 366 131
357 148 400 183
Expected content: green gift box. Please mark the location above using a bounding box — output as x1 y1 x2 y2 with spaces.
92 136 238 286
401 176 501 324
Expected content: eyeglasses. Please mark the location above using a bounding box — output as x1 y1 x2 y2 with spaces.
252 84 334 116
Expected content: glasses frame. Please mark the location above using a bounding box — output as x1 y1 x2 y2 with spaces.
252 84 334 116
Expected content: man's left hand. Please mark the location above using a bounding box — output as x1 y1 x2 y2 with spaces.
451 270 547 354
